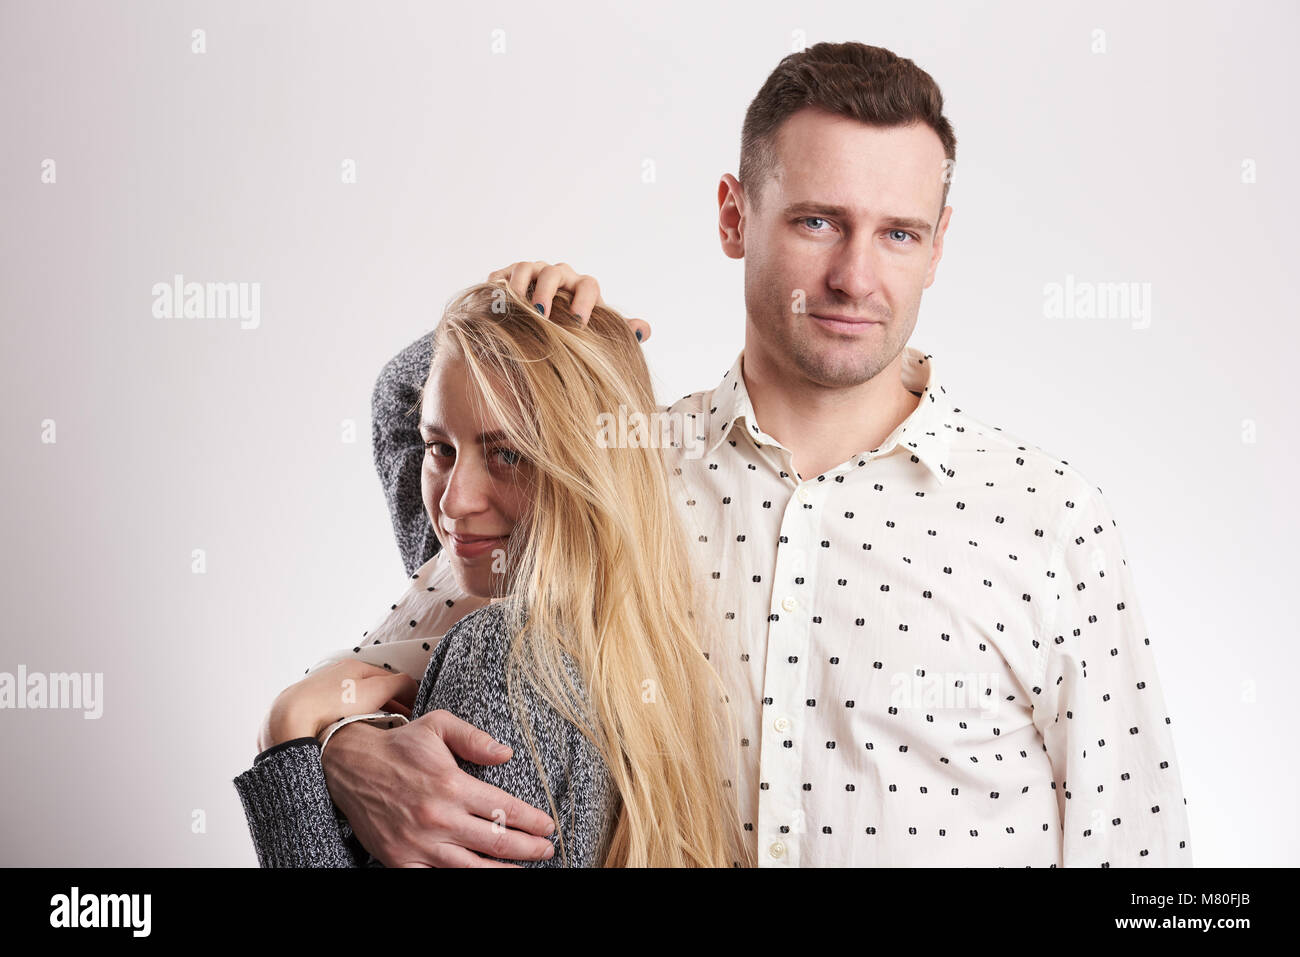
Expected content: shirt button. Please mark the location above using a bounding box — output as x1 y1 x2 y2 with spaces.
769 841 786 859
774 716 790 733
795 487 810 504
781 596 797 612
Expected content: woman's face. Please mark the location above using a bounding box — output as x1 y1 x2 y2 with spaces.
419 350 533 598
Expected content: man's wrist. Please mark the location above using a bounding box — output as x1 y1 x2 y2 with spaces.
319 720 380 772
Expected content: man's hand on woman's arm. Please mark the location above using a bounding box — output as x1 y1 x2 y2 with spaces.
320 711 558 868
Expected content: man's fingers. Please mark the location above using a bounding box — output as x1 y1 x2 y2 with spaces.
425 844 522 868
450 802 557 862
460 775 557 842
430 709 513 765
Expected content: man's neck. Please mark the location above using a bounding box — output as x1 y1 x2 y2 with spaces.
741 345 922 481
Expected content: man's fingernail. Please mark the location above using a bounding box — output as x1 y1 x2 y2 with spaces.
635 329 643 341
544 844 555 858
534 303 545 316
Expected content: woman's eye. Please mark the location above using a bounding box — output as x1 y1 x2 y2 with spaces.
424 441 521 468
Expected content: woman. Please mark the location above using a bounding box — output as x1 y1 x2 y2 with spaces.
233 279 753 867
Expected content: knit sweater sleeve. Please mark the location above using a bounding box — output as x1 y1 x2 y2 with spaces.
232 737 375 867
371 330 440 576
413 601 616 867
234 600 614 868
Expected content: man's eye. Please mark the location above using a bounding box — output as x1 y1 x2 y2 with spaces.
888 229 916 243
801 217 830 231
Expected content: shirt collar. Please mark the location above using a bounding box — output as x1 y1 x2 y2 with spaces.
702 346 955 485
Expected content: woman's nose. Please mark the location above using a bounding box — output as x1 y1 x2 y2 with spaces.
440 454 491 519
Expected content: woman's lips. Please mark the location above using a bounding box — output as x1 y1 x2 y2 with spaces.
448 533 508 559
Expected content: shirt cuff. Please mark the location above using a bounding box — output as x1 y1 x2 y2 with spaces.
254 736 320 766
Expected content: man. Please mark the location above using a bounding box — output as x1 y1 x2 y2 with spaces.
321 41 1192 867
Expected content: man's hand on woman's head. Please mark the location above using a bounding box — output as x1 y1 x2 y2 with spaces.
487 260 652 343
319 710 558 868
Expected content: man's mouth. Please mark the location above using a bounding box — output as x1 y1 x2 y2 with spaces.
811 313 884 334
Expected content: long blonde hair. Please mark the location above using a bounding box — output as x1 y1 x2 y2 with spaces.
423 279 753 868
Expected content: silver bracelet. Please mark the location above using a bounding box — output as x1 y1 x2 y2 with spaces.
318 711 410 755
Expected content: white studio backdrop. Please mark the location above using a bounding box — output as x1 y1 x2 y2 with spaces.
0 0 1296 865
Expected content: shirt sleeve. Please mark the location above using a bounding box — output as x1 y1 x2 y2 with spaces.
232 739 376 868
371 330 440 576
1031 485 1193 867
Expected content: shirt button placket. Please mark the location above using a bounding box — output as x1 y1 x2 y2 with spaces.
758 481 813 867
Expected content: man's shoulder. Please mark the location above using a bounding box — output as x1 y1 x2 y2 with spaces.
941 407 1115 531
664 386 712 420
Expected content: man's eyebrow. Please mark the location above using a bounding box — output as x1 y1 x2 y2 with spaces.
419 421 512 444
782 201 933 236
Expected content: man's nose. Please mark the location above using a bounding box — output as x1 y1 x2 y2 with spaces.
826 236 882 303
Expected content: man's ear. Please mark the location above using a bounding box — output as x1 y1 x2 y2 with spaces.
923 205 953 290
718 174 745 260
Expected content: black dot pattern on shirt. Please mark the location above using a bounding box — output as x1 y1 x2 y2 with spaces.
652 348 1192 867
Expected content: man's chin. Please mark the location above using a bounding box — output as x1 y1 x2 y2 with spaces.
790 339 897 388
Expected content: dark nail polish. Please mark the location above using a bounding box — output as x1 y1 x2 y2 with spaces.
635 329 643 341
534 303 545 316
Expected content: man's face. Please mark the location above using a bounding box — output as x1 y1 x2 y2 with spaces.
725 107 952 389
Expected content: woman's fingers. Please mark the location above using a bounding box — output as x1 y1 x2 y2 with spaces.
569 275 605 323
357 673 418 714
485 261 649 342
484 261 545 305
530 262 581 318
381 673 419 709
485 261 618 327
626 317 652 343
380 698 413 720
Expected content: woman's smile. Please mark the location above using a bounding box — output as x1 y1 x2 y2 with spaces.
448 532 509 559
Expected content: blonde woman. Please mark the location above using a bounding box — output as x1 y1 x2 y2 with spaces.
233 279 753 868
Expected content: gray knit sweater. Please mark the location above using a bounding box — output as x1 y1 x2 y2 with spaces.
233 598 616 867
371 330 441 576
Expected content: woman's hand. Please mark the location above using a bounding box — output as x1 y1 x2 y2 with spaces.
487 260 652 343
256 661 420 754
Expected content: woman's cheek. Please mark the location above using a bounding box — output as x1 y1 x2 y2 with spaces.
421 466 444 540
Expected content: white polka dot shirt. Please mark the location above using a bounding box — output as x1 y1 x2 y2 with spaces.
339 344 1193 868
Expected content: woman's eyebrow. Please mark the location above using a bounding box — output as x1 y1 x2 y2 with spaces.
420 420 511 444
